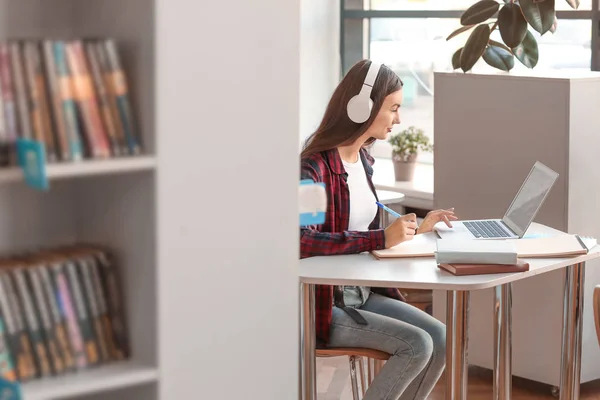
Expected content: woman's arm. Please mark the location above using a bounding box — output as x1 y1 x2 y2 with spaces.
300 227 385 258
300 161 386 259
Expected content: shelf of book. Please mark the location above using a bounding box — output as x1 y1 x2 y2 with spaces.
21 361 158 400
0 1 158 398
0 156 156 184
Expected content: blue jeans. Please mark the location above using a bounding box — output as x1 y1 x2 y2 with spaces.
328 293 446 400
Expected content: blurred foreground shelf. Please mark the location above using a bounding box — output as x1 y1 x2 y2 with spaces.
22 361 159 400
0 156 156 184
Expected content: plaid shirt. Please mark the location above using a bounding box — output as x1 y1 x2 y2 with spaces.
300 148 405 346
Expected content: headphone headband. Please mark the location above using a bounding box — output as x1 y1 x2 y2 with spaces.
346 61 382 124
360 62 381 97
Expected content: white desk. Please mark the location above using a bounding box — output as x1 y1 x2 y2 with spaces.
299 223 600 400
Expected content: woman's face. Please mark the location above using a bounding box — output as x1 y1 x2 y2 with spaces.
367 89 403 141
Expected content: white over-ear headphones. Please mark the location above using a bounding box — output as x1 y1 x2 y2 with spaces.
346 61 381 124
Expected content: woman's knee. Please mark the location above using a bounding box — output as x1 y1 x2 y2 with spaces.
394 326 434 363
428 320 446 353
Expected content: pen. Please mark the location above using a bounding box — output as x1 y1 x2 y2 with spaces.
375 201 402 218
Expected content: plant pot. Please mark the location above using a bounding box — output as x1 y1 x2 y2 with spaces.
392 154 417 182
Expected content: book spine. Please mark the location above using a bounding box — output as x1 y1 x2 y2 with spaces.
95 251 129 359
52 41 84 161
88 253 119 361
42 40 70 162
0 43 8 167
0 42 18 147
84 41 120 157
103 39 140 155
64 260 99 366
9 41 32 142
38 264 74 372
94 42 127 155
51 263 87 369
65 40 110 159
1 271 36 380
0 273 19 381
27 266 64 375
78 257 110 363
30 41 57 163
12 267 51 378
0 316 16 381
22 41 57 162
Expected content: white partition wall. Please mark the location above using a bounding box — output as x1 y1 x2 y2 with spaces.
157 1 300 400
432 70 600 387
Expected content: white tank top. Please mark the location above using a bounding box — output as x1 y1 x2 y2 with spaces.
342 158 377 231
341 157 377 307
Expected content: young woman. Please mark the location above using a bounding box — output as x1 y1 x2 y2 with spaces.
300 60 457 400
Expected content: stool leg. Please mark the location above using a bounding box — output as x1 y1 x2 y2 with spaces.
357 356 366 397
349 355 360 400
374 359 384 376
368 358 373 385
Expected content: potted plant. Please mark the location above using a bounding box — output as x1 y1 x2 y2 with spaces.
388 126 433 182
447 0 578 73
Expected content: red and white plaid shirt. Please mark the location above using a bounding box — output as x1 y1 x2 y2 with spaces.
300 147 405 346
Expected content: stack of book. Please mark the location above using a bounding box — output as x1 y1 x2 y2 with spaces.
0 38 141 167
435 239 528 276
0 244 128 383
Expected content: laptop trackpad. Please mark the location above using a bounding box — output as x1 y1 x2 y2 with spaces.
434 221 471 237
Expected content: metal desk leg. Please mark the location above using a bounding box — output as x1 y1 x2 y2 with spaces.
300 283 316 400
380 212 389 228
494 283 512 400
446 290 470 400
559 262 586 400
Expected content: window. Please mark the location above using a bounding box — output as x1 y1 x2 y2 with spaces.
342 0 597 163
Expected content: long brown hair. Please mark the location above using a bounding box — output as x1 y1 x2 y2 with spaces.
301 60 403 159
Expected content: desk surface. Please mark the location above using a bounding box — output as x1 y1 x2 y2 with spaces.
299 223 600 291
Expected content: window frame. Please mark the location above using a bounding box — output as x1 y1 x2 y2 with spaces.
340 0 600 163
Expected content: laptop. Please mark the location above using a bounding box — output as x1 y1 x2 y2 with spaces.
435 161 559 240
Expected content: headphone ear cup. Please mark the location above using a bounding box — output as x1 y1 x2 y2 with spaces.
347 94 373 124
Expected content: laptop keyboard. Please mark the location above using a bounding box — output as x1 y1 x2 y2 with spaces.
463 220 511 238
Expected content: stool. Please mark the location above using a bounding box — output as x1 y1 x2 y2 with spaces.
316 347 391 400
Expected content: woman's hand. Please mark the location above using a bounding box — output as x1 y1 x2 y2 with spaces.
384 213 418 248
417 208 458 234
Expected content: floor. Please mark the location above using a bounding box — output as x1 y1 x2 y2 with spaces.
317 356 600 399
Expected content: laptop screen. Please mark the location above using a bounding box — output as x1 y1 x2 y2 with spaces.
502 161 559 237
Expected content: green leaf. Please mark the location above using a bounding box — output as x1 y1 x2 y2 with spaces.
446 24 476 41
519 0 556 34
482 44 515 71
498 3 528 48
460 0 500 26
452 48 463 69
489 39 512 53
460 24 491 72
565 0 579 9
512 30 539 68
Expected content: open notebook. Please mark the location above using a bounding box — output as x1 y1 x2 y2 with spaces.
371 232 439 259
371 233 596 259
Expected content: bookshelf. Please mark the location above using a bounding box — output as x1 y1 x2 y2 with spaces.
0 0 159 399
